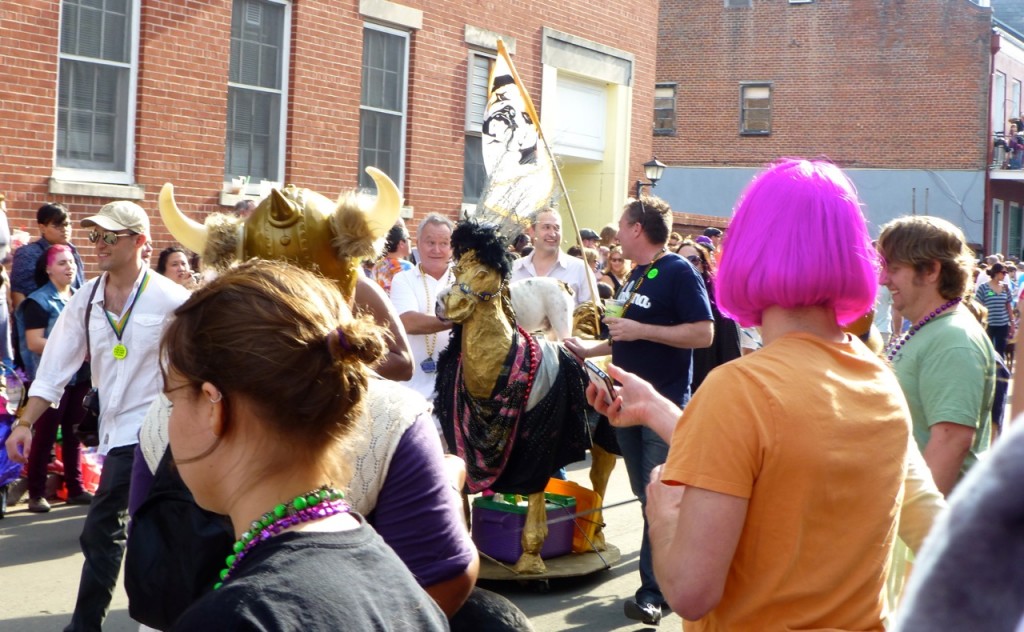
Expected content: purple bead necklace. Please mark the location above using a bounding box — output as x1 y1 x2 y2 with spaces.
886 297 962 362
214 486 350 590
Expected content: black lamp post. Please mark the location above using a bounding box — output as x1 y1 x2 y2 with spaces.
634 157 667 198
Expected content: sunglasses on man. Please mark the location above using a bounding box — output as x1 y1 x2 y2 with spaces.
88 229 136 245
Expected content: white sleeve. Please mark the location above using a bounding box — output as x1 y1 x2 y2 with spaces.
389 271 420 315
29 285 92 404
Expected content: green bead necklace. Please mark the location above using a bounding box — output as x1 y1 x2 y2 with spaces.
215 485 349 590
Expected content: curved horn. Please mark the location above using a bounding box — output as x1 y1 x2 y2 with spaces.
159 183 209 255
364 167 402 240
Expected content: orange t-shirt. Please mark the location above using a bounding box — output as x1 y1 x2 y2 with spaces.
662 333 910 632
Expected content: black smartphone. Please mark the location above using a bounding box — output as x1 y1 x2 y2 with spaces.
583 359 617 405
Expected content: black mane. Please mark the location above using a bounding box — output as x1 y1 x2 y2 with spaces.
451 219 515 280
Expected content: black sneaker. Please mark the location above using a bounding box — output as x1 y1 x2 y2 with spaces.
624 599 662 625
66 492 94 506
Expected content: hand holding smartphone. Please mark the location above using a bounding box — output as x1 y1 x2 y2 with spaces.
583 359 617 405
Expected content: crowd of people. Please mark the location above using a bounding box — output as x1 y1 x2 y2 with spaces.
2 156 1023 631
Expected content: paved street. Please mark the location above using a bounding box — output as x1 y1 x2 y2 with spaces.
0 453 679 631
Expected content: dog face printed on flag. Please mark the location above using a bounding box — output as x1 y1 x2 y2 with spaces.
478 41 555 225
483 73 541 170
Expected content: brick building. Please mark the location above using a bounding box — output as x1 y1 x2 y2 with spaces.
990 17 1024 258
652 0 992 245
0 0 658 270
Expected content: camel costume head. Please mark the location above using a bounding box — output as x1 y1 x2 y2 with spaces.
438 220 516 325
158 167 401 302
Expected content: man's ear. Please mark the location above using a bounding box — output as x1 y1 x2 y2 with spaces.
923 260 942 284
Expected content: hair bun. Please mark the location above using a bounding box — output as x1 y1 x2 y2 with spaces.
326 326 353 360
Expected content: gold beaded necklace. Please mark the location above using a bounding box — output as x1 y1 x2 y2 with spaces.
419 264 450 372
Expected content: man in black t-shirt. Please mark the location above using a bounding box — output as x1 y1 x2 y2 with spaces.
567 195 713 625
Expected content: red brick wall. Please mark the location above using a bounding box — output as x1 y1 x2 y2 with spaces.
0 0 657 274
0 2 62 236
654 0 992 169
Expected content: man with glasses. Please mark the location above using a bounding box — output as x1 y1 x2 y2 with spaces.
566 195 714 625
6 201 190 631
11 203 86 308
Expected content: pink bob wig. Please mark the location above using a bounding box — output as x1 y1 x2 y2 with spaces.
716 159 878 328
46 244 73 268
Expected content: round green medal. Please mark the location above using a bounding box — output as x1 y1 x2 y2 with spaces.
112 343 128 360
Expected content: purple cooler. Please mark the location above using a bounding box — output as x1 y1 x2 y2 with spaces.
471 492 576 563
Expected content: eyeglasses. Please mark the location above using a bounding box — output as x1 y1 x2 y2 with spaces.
610 258 624 263
685 255 702 266
88 229 135 245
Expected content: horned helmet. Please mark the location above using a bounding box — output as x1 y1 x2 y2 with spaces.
159 167 400 302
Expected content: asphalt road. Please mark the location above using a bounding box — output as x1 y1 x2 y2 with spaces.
0 453 680 631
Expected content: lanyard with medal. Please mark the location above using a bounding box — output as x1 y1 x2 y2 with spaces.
105 271 150 360
419 264 449 373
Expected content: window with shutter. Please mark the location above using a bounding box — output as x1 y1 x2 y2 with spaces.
464 52 494 204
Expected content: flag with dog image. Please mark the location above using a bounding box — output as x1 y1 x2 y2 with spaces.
479 39 556 226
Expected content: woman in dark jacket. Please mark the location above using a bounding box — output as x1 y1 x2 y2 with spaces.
677 238 741 392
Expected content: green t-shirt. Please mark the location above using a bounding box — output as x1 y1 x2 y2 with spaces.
892 307 995 476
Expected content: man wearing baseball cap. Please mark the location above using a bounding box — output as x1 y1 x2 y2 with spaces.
6 200 190 631
580 227 600 250
703 226 724 251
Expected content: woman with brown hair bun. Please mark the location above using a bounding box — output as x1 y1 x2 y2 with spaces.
161 259 447 631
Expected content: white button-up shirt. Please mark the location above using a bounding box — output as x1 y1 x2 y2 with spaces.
30 266 190 455
511 250 593 305
390 264 454 401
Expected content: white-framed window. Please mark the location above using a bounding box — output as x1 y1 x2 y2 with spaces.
994 72 1007 135
463 52 493 204
359 23 409 191
654 83 677 136
54 0 139 184
225 0 289 186
740 82 771 135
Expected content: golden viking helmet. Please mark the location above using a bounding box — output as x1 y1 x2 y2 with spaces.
159 167 401 302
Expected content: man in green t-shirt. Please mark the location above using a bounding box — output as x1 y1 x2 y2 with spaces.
877 216 995 496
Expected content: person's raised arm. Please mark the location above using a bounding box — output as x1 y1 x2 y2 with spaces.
587 363 682 442
604 317 714 349
354 275 414 381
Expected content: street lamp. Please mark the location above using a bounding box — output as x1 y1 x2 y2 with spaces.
635 157 667 198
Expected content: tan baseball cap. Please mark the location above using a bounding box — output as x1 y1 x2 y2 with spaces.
81 201 150 237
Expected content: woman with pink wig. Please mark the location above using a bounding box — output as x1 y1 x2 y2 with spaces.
589 159 911 630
